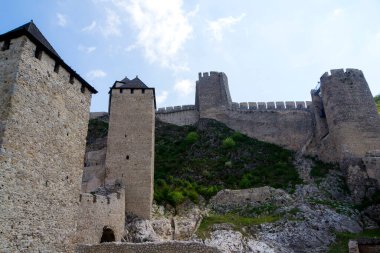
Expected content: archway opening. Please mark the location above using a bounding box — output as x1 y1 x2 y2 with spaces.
100 226 115 243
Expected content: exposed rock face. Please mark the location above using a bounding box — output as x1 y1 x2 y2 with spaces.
124 216 160 243
209 186 293 214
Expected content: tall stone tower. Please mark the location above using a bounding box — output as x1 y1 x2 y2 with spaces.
319 69 380 164
105 76 156 220
0 22 97 252
195 71 232 118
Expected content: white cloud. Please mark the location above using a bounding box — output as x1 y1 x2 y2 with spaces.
57 13 68 27
156 90 169 105
174 79 194 97
112 0 193 70
333 8 344 17
208 13 246 41
87 69 107 79
82 21 97 32
100 9 122 37
78 45 97 54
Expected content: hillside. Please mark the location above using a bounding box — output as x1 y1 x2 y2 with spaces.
154 119 302 206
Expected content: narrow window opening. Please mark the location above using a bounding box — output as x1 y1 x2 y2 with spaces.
119 89 123 94
69 74 74 84
126 155 129 160
54 62 59 73
1 40 10 51
142 89 145 94
125 134 127 138
130 89 134 94
81 85 85 94
35 47 42 59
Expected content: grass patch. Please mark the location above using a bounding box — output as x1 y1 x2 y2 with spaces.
328 229 380 253
310 159 338 179
197 213 280 239
375 95 380 114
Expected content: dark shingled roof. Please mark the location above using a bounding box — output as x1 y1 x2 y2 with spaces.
0 21 97 94
119 76 149 89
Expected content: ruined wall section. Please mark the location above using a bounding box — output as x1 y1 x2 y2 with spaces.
105 88 155 219
320 69 380 164
77 191 125 244
0 36 92 252
76 241 221 253
156 105 199 125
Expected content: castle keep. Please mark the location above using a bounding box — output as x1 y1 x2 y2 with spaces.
0 22 97 252
105 77 156 220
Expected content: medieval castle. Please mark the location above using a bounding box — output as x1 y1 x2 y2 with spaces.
0 21 379 252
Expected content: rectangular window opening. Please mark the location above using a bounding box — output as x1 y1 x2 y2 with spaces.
1 40 10 51
69 74 74 84
119 89 123 94
35 47 42 60
81 85 85 94
142 89 145 94
54 62 60 73
130 89 134 94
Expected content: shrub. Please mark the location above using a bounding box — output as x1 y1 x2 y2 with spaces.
168 190 186 206
222 137 236 149
231 131 244 141
185 131 199 143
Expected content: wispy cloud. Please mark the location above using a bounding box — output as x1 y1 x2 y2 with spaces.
100 9 122 37
87 69 107 79
57 13 68 27
174 79 194 97
78 45 96 54
208 13 246 41
112 0 193 70
156 90 169 105
333 8 344 17
82 21 97 32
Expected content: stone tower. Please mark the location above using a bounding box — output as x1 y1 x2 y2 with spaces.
0 22 97 252
105 76 156 219
317 69 380 165
195 71 232 118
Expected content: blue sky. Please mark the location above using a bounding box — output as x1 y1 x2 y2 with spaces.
1 0 380 112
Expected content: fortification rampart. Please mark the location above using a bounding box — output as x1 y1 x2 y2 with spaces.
229 101 312 111
76 241 221 253
156 105 199 126
0 35 93 252
77 191 125 245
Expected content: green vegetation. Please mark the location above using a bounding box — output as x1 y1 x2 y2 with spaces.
375 95 380 113
196 212 280 239
307 198 355 215
86 118 109 151
155 119 303 206
310 159 338 178
328 229 380 253
355 189 380 211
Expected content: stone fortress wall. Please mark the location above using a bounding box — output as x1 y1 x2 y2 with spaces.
76 241 221 253
0 35 93 252
77 191 125 245
154 69 380 186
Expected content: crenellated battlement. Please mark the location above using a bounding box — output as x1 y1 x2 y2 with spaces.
156 104 196 113
320 68 364 81
197 71 220 80
229 101 312 111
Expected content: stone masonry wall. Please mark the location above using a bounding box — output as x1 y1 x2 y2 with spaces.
105 88 155 219
76 241 221 253
320 69 380 164
156 105 199 126
77 191 125 244
0 36 92 252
